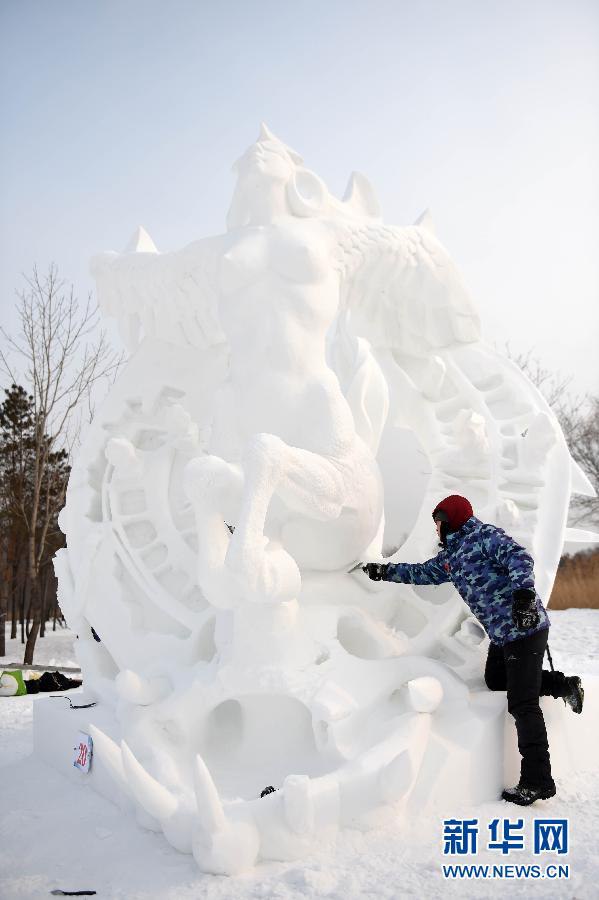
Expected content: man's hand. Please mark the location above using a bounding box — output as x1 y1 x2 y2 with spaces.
512 588 540 630
363 563 388 581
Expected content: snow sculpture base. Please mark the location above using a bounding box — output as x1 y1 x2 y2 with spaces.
50 126 597 874
34 678 599 862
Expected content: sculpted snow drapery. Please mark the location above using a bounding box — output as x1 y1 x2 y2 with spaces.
52 125 595 874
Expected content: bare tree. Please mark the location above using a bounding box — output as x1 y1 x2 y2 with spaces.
561 396 599 527
0 264 121 663
509 346 599 527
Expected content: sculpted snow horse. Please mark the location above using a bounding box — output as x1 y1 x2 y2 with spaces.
53 125 594 874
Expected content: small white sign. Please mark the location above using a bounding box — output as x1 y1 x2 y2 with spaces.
73 731 93 773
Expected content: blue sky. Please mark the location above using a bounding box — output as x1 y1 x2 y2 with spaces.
1 0 598 393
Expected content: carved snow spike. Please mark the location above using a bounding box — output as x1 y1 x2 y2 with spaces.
413 208 435 234
192 753 226 834
258 121 278 142
258 121 303 164
570 458 596 497
124 225 158 254
88 726 129 799
342 171 381 219
120 740 177 822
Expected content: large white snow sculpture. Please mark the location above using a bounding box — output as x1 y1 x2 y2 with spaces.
49 125 595 874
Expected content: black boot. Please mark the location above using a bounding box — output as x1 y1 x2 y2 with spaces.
562 676 584 714
502 781 556 806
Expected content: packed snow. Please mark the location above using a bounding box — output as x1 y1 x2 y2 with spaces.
35 127 598 876
1 610 597 898
2 624 78 670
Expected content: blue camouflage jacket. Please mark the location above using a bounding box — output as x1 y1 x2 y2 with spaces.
384 517 550 646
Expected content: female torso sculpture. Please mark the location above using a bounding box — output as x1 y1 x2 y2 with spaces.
219 221 354 454
180 139 384 601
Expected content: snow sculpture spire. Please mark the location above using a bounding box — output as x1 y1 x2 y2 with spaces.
257 121 303 163
125 225 158 254
342 171 381 218
413 208 435 233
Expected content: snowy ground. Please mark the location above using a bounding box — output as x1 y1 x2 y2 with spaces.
1 610 597 900
2 624 79 669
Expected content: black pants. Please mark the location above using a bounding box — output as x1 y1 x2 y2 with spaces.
484 628 566 789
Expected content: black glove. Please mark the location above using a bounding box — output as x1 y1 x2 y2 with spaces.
512 588 540 630
363 563 388 581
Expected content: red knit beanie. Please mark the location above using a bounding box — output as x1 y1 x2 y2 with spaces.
432 495 474 531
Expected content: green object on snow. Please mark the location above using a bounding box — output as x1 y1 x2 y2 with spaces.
0 669 27 696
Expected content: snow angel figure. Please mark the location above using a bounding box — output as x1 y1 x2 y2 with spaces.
363 494 584 806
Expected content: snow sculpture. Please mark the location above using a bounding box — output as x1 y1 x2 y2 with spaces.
51 125 595 874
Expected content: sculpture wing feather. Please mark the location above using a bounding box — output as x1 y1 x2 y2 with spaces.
327 219 480 455
334 222 481 355
91 235 227 353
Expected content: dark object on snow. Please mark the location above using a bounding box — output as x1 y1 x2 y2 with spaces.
49 695 98 710
90 627 101 642
225 522 235 534
50 891 97 896
362 563 387 581
260 785 276 798
512 588 540 630
501 781 556 806
25 670 82 694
